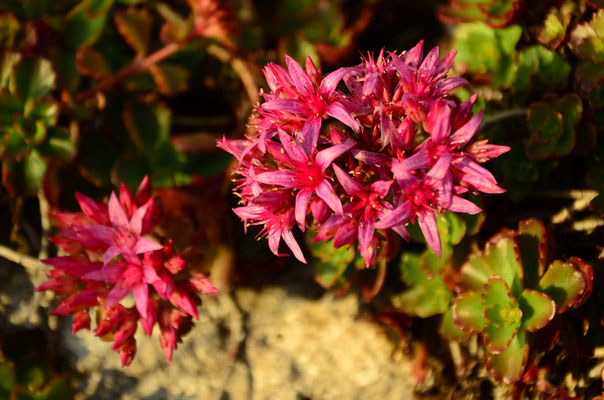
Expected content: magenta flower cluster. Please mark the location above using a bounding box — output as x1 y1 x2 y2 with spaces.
219 41 510 267
37 177 218 366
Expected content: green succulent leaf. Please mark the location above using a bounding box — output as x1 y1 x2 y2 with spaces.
483 318 519 354
14 117 47 146
25 97 59 126
0 90 22 127
419 243 452 278
2 126 31 160
482 276 517 308
114 7 152 55
452 291 485 333
575 62 604 93
537 260 589 313
36 127 76 162
111 152 149 189
0 357 16 397
570 10 604 63
78 135 117 186
11 57 56 105
516 218 547 288
519 289 556 332
514 45 570 94
0 52 20 89
84 0 114 16
2 149 47 197
462 238 523 296
123 100 171 154
149 62 190 96
439 308 471 342
75 47 111 79
528 103 563 144
393 254 453 318
64 4 107 48
537 1 575 49
453 23 521 87
486 330 528 383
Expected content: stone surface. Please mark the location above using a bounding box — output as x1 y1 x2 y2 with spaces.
62 267 416 400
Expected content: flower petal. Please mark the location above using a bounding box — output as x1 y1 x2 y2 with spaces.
262 98 307 113
450 110 483 147
448 196 482 214
375 201 413 229
316 142 355 171
282 230 307 263
256 170 297 188
315 180 343 214
134 237 163 254
133 282 149 319
285 55 313 94
326 102 361 132
319 67 351 98
295 188 313 230
109 192 129 229
300 116 322 155
333 164 362 195
418 211 441 258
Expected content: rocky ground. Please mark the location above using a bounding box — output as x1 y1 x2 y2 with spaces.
1 258 416 400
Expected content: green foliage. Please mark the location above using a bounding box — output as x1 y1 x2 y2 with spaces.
526 93 582 160
307 231 356 289
444 219 593 383
453 22 521 87
537 1 575 50
513 45 571 95
0 333 73 400
439 0 521 27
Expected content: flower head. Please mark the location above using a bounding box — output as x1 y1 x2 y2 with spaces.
38 177 218 366
219 43 509 268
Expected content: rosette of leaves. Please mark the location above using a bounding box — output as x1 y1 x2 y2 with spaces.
525 93 582 160
537 1 575 50
438 0 521 28
0 331 73 400
0 52 75 196
570 9 604 92
513 45 571 98
441 219 593 383
453 22 521 88
391 211 484 318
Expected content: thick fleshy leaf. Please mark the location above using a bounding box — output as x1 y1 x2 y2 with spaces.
483 319 519 354
516 219 547 288
482 238 523 298
149 62 189 96
64 4 107 48
115 7 152 55
2 150 47 197
11 57 55 104
537 260 590 313
395 252 453 317
482 276 517 308
439 308 471 342
123 100 170 154
519 289 556 332
486 331 528 383
451 291 485 333
76 47 111 79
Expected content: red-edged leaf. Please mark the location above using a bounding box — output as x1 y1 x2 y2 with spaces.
519 289 556 332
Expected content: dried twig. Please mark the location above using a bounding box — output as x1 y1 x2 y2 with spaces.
0 243 44 272
478 108 528 132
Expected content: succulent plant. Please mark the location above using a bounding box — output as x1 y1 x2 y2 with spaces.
453 22 521 88
537 1 575 50
525 93 582 160
571 10 604 92
441 219 593 383
438 0 521 28
0 331 73 400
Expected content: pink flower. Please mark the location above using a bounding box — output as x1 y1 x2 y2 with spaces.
38 178 218 366
219 42 508 268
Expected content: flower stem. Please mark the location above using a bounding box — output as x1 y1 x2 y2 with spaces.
0 244 43 272
76 42 182 101
479 108 528 132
